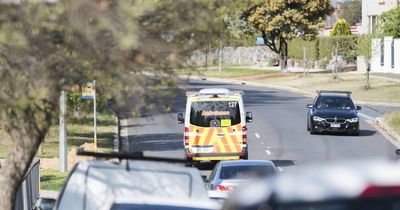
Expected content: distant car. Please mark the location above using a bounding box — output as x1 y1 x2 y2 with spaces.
223 159 400 210
35 151 220 210
206 160 277 192
307 90 361 135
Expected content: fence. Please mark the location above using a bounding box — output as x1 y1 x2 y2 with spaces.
15 158 40 210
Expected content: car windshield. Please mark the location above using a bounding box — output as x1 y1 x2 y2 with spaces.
220 165 276 180
315 96 355 110
190 101 241 127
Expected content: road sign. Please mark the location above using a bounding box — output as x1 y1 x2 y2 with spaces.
82 82 94 100
256 37 265 46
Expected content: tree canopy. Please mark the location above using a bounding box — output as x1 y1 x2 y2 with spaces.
338 0 362 26
331 19 352 36
380 6 400 38
231 0 334 70
0 0 229 209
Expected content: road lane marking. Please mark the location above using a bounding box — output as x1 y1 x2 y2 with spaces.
255 133 260 139
265 150 271 155
260 142 264 144
266 146 271 149
277 167 283 172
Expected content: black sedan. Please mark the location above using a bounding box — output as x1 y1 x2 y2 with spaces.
307 90 361 135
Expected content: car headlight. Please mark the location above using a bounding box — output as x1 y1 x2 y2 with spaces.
347 118 358 123
313 116 324 122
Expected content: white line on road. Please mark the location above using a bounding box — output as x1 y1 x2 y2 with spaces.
266 146 271 149
255 133 260 139
265 149 271 155
277 167 283 172
260 142 264 144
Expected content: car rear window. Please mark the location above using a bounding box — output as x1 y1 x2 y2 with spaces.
110 203 213 210
190 101 240 127
220 165 276 180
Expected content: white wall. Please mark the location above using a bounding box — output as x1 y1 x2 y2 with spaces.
362 0 399 34
371 37 400 74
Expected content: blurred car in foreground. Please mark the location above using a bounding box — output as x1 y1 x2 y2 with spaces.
206 160 277 192
223 159 400 210
307 90 361 135
35 151 220 210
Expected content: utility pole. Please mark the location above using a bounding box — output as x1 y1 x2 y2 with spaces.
93 80 97 152
59 90 67 172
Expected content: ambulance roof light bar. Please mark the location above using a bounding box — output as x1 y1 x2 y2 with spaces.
186 88 243 97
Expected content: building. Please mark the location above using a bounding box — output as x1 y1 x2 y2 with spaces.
361 0 400 34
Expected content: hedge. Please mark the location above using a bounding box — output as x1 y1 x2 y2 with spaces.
288 35 358 63
288 38 318 60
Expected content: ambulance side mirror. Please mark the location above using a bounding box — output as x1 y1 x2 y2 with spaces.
177 113 184 124
246 112 253 123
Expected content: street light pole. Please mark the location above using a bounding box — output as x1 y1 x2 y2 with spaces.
93 80 97 152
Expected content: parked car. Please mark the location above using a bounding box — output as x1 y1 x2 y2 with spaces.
307 90 361 135
206 160 277 192
223 159 400 210
35 151 220 210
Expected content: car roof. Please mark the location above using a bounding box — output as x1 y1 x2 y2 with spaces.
318 93 351 98
57 160 209 210
224 159 400 208
220 160 275 167
109 196 221 210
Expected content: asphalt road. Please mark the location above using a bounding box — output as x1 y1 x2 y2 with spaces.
120 79 398 171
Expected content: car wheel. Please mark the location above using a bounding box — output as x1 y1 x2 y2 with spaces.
309 126 317 135
307 119 310 131
350 129 359 136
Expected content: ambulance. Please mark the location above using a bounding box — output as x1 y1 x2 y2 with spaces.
177 88 253 163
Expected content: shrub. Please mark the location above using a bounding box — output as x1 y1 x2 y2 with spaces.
331 19 352 36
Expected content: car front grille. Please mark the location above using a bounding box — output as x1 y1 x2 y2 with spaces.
325 118 346 123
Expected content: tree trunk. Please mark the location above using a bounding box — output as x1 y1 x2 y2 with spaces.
279 39 288 72
0 114 49 210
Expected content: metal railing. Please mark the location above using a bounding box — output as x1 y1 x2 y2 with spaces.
15 158 40 210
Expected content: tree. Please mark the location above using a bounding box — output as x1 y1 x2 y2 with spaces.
331 19 352 36
357 34 380 89
231 0 334 71
0 0 228 209
339 0 362 26
380 6 400 38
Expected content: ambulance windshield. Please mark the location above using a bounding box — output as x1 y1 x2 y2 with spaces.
190 101 241 127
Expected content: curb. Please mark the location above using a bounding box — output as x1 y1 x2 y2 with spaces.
374 117 400 148
183 75 400 148
183 75 400 107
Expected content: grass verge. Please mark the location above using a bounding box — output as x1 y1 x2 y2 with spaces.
179 67 278 78
385 111 400 135
38 112 116 158
245 73 400 103
40 169 68 191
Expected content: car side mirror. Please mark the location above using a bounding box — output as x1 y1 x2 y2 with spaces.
202 175 208 183
306 104 313 109
246 112 253 123
177 113 184 124
34 198 56 210
356 106 362 110
396 149 400 155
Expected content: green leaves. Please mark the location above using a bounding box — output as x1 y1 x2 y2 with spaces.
330 19 352 36
380 6 400 38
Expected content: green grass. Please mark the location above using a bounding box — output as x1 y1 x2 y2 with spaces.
38 112 116 158
248 73 400 103
179 68 278 78
385 111 400 135
40 169 68 191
